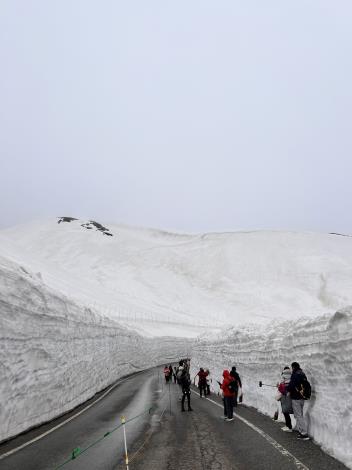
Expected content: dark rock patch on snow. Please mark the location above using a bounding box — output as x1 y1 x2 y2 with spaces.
81 220 114 236
58 217 78 224
57 217 114 236
330 232 352 238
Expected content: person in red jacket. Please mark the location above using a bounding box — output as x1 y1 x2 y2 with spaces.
196 368 208 397
220 370 236 421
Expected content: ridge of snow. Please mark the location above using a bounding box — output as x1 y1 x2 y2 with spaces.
1 218 352 336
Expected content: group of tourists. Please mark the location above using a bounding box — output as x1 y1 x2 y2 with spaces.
276 361 311 440
194 367 210 397
217 366 243 421
163 364 176 383
165 361 243 417
163 359 311 441
163 359 193 411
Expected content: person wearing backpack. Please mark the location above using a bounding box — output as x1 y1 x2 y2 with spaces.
220 370 236 421
180 368 193 412
287 362 310 440
196 368 208 397
230 366 242 407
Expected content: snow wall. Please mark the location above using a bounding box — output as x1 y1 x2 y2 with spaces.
0 258 191 442
191 308 352 469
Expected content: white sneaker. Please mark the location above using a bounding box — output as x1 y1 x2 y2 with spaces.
281 426 293 432
226 418 234 422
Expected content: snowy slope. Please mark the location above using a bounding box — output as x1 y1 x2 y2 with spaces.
1 218 352 336
191 308 352 469
0 254 191 442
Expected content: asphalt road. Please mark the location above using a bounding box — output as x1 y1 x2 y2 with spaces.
0 367 168 470
0 371 348 470
132 385 348 470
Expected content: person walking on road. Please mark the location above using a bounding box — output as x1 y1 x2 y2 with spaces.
180 368 193 412
205 368 212 395
168 364 173 382
277 366 293 432
164 365 171 383
287 362 310 440
196 368 208 398
230 366 242 407
220 370 236 421
176 361 185 385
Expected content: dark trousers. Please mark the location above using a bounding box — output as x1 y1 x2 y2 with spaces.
224 396 234 419
199 383 207 397
181 390 191 410
283 412 292 429
233 390 238 407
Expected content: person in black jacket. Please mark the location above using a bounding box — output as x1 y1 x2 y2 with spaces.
180 369 193 412
287 362 309 440
230 366 242 407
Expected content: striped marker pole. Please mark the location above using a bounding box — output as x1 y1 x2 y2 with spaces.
121 416 129 470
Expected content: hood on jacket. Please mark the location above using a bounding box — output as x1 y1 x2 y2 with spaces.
281 369 292 384
223 370 230 378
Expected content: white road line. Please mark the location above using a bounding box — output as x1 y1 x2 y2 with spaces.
196 392 310 470
0 373 145 461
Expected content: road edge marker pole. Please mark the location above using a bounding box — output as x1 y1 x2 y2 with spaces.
121 416 129 470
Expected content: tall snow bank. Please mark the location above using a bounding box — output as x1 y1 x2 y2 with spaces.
0 256 191 442
191 309 352 469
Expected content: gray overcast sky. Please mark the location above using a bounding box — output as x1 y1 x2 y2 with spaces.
1 1 351 233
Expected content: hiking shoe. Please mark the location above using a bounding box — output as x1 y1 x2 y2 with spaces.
281 426 293 432
225 418 234 422
297 433 310 440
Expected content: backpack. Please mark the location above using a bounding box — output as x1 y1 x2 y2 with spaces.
296 378 312 400
176 368 184 383
228 379 238 393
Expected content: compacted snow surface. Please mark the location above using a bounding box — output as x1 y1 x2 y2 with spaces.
1 219 352 467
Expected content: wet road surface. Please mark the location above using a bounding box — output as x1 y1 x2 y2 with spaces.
131 385 349 470
0 368 167 470
0 374 348 470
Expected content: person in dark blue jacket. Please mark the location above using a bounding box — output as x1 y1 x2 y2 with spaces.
287 362 309 440
230 366 242 407
180 369 193 412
